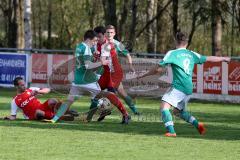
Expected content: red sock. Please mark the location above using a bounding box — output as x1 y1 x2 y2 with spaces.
106 93 128 116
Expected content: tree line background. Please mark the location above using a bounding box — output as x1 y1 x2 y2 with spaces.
0 0 240 56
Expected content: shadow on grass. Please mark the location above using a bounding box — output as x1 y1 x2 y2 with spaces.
0 117 239 141
190 111 240 124
0 88 239 141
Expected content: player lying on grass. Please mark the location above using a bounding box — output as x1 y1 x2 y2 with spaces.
138 31 230 137
93 25 140 120
44 30 131 124
4 77 73 121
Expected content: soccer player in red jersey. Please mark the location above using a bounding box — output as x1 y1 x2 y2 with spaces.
98 27 124 93
4 77 65 121
93 25 140 116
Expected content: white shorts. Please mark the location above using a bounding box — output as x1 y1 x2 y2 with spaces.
162 88 191 111
68 82 101 101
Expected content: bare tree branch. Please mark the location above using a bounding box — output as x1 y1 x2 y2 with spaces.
118 0 129 40
136 0 172 38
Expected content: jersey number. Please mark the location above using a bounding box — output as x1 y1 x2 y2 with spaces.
183 58 190 74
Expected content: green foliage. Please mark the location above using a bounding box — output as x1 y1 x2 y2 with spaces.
0 89 239 160
0 0 240 55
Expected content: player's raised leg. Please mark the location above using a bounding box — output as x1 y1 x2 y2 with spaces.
173 108 206 135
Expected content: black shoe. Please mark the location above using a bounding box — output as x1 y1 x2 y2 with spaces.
97 109 112 122
66 109 79 117
121 115 131 124
86 107 98 122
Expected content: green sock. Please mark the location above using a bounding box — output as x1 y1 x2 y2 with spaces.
52 103 68 122
86 98 99 122
124 96 138 113
180 111 199 128
89 98 99 109
161 109 175 134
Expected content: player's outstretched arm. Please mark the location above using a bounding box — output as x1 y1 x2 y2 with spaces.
4 100 18 120
85 59 109 70
126 54 135 73
30 87 51 96
206 56 230 63
37 88 51 94
138 65 166 79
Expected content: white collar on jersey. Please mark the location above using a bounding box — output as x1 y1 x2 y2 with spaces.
175 47 186 50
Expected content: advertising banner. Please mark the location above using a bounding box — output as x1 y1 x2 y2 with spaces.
0 53 28 87
228 61 240 95
51 54 70 84
29 53 240 98
121 57 171 97
203 62 222 94
31 54 48 83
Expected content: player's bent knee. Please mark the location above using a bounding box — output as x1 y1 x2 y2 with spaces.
160 101 172 110
48 98 58 106
67 96 75 104
173 108 181 116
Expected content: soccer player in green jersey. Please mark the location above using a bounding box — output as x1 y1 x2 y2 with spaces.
45 30 130 124
139 31 230 137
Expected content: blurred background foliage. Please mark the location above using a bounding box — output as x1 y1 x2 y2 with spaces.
0 0 240 56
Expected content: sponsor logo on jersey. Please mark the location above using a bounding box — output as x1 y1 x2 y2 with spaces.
20 96 35 108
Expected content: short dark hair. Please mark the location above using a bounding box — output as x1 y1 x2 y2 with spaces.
106 25 115 30
94 26 106 34
13 77 23 86
84 30 97 40
175 31 189 45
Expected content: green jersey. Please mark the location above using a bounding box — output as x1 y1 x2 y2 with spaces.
159 48 206 95
113 39 129 56
74 42 98 85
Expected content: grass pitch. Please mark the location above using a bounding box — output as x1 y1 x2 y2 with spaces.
0 88 239 160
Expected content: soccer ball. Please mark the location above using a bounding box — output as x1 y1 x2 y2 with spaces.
98 98 112 111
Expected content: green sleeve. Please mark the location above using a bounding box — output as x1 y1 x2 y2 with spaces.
75 45 81 57
114 39 129 56
159 50 174 66
198 56 207 64
192 51 207 64
96 66 104 75
159 60 167 66
90 47 95 53
76 51 92 69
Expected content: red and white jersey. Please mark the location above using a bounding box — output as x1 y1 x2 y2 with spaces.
101 42 115 72
96 41 124 88
11 87 42 119
101 42 123 74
